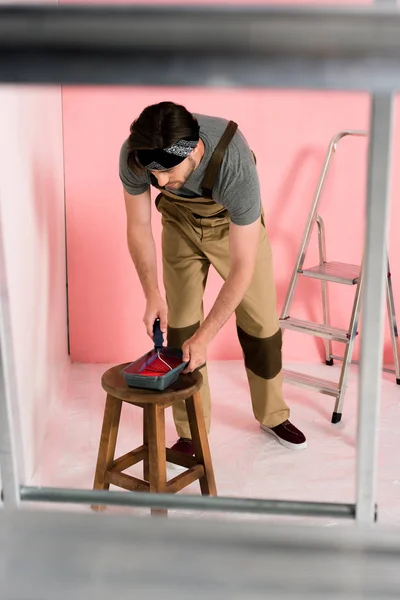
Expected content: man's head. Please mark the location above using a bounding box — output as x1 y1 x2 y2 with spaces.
127 101 204 191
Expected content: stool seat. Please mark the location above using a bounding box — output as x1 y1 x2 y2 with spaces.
93 363 216 516
101 362 202 406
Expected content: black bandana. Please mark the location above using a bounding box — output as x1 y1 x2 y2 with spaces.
137 131 200 171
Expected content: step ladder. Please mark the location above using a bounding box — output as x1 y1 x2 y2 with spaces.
280 130 400 424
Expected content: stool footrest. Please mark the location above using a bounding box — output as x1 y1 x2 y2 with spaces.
105 470 150 492
111 446 146 472
167 465 205 494
165 449 198 469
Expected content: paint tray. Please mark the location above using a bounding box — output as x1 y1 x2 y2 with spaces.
121 319 188 391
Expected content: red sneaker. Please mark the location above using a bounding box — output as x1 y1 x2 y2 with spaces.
261 420 307 450
168 438 195 470
170 437 194 456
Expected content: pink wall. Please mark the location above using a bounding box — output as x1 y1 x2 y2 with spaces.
62 1 400 368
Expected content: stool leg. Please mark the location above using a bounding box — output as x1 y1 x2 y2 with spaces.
186 391 217 496
92 394 122 511
147 404 167 517
143 405 149 482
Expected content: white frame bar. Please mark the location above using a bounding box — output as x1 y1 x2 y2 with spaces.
356 94 394 523
1 5 400 90
19 486 356 518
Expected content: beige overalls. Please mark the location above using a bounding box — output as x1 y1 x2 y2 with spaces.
153 121 290 438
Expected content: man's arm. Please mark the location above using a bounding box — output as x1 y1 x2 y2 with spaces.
182 217 261 371
124 188 167 335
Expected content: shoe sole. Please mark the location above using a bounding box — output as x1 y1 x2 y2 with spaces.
260 424 308 450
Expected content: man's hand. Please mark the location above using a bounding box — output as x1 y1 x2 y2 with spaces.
143 292 168 338
182 333 207 373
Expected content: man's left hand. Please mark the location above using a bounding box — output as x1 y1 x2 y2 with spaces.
182 334 207 373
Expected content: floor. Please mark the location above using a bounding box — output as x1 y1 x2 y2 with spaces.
32 359 400 527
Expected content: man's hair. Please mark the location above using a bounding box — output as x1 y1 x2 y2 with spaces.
127 101 199 173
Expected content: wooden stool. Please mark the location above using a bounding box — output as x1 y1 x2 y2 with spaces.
92 363 217 516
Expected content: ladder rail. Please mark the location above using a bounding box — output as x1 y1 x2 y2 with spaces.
386 260 400 382
316 215 333 364
333 264 364 420
280 130 367 319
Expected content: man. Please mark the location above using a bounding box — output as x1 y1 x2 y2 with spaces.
119 101 307 456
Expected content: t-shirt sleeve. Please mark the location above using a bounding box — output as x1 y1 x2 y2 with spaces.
214 130 262 226
119 139 150 195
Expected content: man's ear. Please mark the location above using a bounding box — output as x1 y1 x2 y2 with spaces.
193 138 204 160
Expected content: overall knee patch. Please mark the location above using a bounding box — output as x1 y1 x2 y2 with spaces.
237 326 282 380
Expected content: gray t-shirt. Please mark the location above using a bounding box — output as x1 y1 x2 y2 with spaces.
119 113 261 226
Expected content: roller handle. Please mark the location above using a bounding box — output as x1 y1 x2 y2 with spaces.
153 318 164 350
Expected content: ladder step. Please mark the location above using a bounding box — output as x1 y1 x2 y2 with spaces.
280 317 350 343
283 369 340 397
300 261 360 285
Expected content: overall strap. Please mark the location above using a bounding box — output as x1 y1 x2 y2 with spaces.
201 120 238 199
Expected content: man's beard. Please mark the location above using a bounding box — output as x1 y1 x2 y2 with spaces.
165 157 196 190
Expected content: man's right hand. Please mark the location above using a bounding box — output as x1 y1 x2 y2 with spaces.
143 292 168 338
